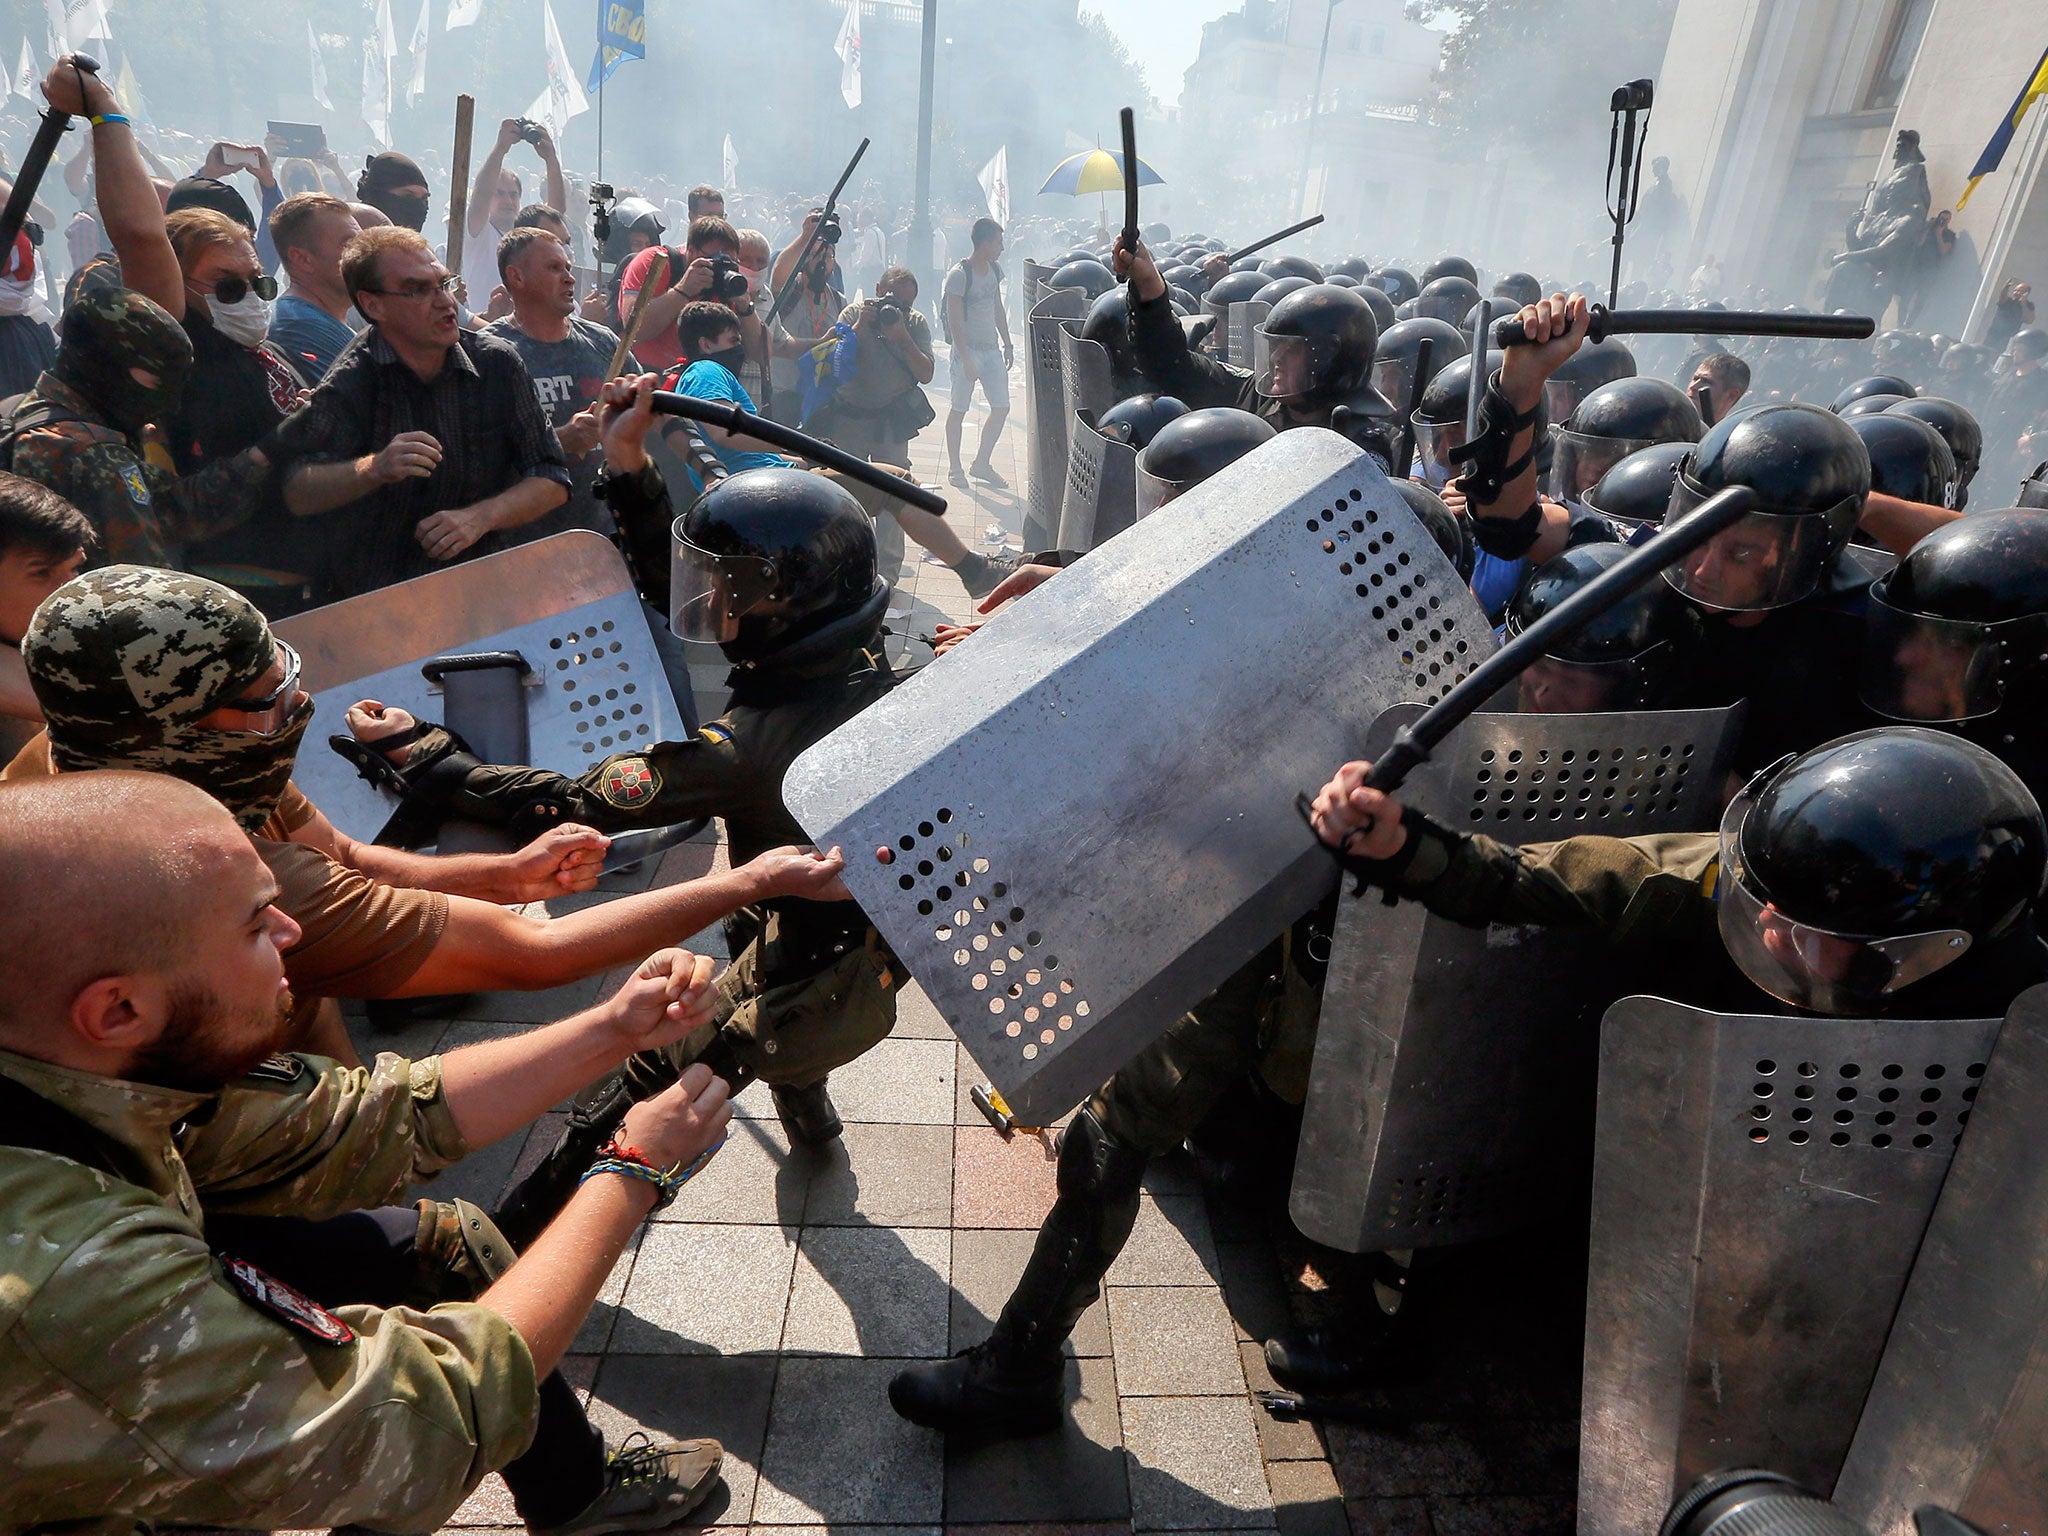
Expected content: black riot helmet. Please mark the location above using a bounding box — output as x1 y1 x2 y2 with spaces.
1230 255 1264 274
1492 271 1541 308
1371 316 1467 418
1550 377 1704 504
1354 283 1396 334
1861 509 2048 724
1394 479 1475 581
602 196 665 263
1543 335 1636 424
1168 287 1200 315
1370 266 1419 305
1837 392 1910 419
1325 273 1360 288
1261 254 1324 283
1847 412 1959 509
1833 374 1918 411
1504 543 1695 711
1412 275 1482 327
671 467 883 664
1048 259 1116 300
1055 247 1096 265
1717 728 2047 1014
1886 396 1983 508
1421 255 1478 287
1080 286 1140 380
1253 275 1314 308
1329 255 1372 280
1664 403 1870 613
1098 391 1189 449
1135 408 1276 517
1583 441 1693 527
1202 268 1268 319
1252 284 1381 405
1409 349 1551 488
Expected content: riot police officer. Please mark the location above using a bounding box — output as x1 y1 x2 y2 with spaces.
1845 411 1959 510
1885 395 1983 508
1502 542 1701 712
1583 441 1691 528
1549 376 1704 507
1372 316 1467 424
1133 407 1275 516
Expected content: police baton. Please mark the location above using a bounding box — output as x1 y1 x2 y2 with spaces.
648 391 949 514
1327 485 1761 802
0 55 99 260
1119 107 1141 256
1491 304 1874 349
1463 299 1491 444
1223 215 1325 266
767 138 869 333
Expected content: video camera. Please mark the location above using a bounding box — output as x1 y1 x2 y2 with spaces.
590 181 616 256
1663 1470 1983 1536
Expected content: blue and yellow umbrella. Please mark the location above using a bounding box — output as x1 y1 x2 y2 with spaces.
1038 148 1165 197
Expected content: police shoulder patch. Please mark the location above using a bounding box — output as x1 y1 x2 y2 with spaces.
118 463 151 504
698 723 734 745
220 1256 357 1345
599 756 662 809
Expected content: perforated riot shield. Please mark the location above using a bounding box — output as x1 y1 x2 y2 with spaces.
276 532 689 845
1056 409 1139 553
1226 300 1270 369
1026 288 1088 556
1578 997 2003 1536
1061 327 1116 425
1833 985 2048 1536
783 428 1495 1123
1289 701 1744 1256
1022 258 1055 314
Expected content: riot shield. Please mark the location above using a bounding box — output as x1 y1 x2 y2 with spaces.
1833 985 2048 1536
1289 700 1745 1256
1026 288 1088 555
783 428 1496 1124
276 532 690 845
1056 409 1140 553
1578 997 2003 1536
1022 258 1056 314
1060 327 1117 426
1225 300 1270 369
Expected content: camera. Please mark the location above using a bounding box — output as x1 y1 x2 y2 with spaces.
1610 78 1654 113
818 211 842 247
1662 1470 1984 1536
514 116 551 148
708 252 751 304
873 296 905 325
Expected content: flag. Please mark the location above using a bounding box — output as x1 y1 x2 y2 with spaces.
114 51 150 126
977 145 1010 227
307 20 333 111
405 0 429 107
1956 44 2048 209
586 0 644 93
446 0 482 29
13 41 35 102
362 0 396 147
833 0 861 110
524 0 588 142
722 133 738 194
44 0 110 51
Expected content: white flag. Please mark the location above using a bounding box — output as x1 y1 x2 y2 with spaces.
13 41 35 102
307 20 333 111
722 133 738 195
977 145 1010 228
445 0 482 29
44 0 110 51
362 0 396 147
523 0 588 142
405 0 429 107
833 1 861 111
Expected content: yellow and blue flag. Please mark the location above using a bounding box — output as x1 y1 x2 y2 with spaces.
587 0 646 92
1957 43 2048 209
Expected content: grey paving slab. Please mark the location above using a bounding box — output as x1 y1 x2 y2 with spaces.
829 1035 958 1125
950 1225 1111 1357
1237 1342 1327 1464
1119 1395 1277 1531
1215 1243 1295 1348
944 1356 1130 1523
802 1120 956 1228
585 1353 778 1528
1105 1195 1220 1287
1268 1461 1350 1536
783 1225 951 1358
1323 1423 1489 1500
1343 1498 1437 1536
613 1222 796 1355
1106 1287 1246 1396
656 1115 811 1227
897 980 962 1040
755 1357 946 1524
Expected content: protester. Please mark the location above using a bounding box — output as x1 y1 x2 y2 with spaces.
803 265 936 467
615 214 757 371
0 473 89 756
463 118 568 312
354 151 432 231
267 192 363 382
944 217 1015 487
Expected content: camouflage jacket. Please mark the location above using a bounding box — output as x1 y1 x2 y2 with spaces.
0 1048 538 1536
6 375 272 570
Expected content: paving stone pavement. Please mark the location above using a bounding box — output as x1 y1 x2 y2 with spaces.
339 350 1581 1536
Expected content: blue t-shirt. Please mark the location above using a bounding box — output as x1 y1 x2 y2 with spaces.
268 292 356 383
676 359 790 478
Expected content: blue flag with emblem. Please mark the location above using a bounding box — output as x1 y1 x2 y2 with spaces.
1957 42 2048 209
587 0 645 92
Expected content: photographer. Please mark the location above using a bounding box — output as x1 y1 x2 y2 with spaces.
804 267 935 468
767 210 847 424
615 215 762 372
462 117 566 317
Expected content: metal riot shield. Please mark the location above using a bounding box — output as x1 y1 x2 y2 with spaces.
1026 288 1088 555
1226 300 1270 369
1056 409 1140 553
783 428 1496 1124
276 531 690 845
1832 985 2048 1536
1577 997 2004 1536
1060 326 1117 425
1022 258 1056 314
1289 701 1745 1256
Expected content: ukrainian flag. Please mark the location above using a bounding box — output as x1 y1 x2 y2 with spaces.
1957 43 2048 209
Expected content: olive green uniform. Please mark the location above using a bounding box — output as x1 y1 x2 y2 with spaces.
0 1047 537 1535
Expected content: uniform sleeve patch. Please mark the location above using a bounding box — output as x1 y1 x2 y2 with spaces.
599 756 662 809
118 464 151 504
698 723 734 745
220 1256 357 1345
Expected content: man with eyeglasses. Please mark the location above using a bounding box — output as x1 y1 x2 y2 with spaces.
274 226 572 597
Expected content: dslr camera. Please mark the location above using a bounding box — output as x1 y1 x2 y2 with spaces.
1610 78 1654 113
873 295 906 325
513 116 551 148
707 252 751 304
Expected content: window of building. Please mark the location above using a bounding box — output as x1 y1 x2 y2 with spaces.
1862 0 1934 112
1370 28 1385 55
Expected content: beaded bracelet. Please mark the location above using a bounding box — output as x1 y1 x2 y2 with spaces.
580 1135 724 1212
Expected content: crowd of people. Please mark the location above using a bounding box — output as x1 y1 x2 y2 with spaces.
3 48 2048 1536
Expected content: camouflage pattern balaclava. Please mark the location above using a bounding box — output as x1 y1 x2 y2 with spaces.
52 287 194 435
24 566 312 831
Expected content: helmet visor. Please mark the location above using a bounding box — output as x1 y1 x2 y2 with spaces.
1373 355 1420 411
1543 377 1588 428
1549 430 1660 505
670 530 779 643
1660 476 1842 613
1858 587 2016 723
1135 465 1182 519
1252 326 1337 400
1717 778 1974 1015
1512 655 1645 714
1413 293 1470 326
1411 415 1466 487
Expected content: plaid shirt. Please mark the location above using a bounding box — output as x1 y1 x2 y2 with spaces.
274 326 571 596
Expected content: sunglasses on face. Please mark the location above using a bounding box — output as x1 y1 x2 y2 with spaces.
200 272 280 304
219 640 305 737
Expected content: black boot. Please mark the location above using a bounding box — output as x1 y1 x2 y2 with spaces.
772 1081 843 1146
1263 1250 1412 1393
889 1109 1146 1437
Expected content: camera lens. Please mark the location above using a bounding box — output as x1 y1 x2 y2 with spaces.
1662 1471 1874 1536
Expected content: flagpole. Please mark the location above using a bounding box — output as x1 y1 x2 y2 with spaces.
908 0 938 311
594 0 604 190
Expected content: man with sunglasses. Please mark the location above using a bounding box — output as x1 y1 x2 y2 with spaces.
274 226 571 597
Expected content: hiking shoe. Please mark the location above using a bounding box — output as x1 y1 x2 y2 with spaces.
772 1081 844 1146
969 462 1009 488
533 1432 724 1535
956 551 1021 602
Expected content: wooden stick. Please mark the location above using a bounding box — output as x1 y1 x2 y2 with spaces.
446 94 475 286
